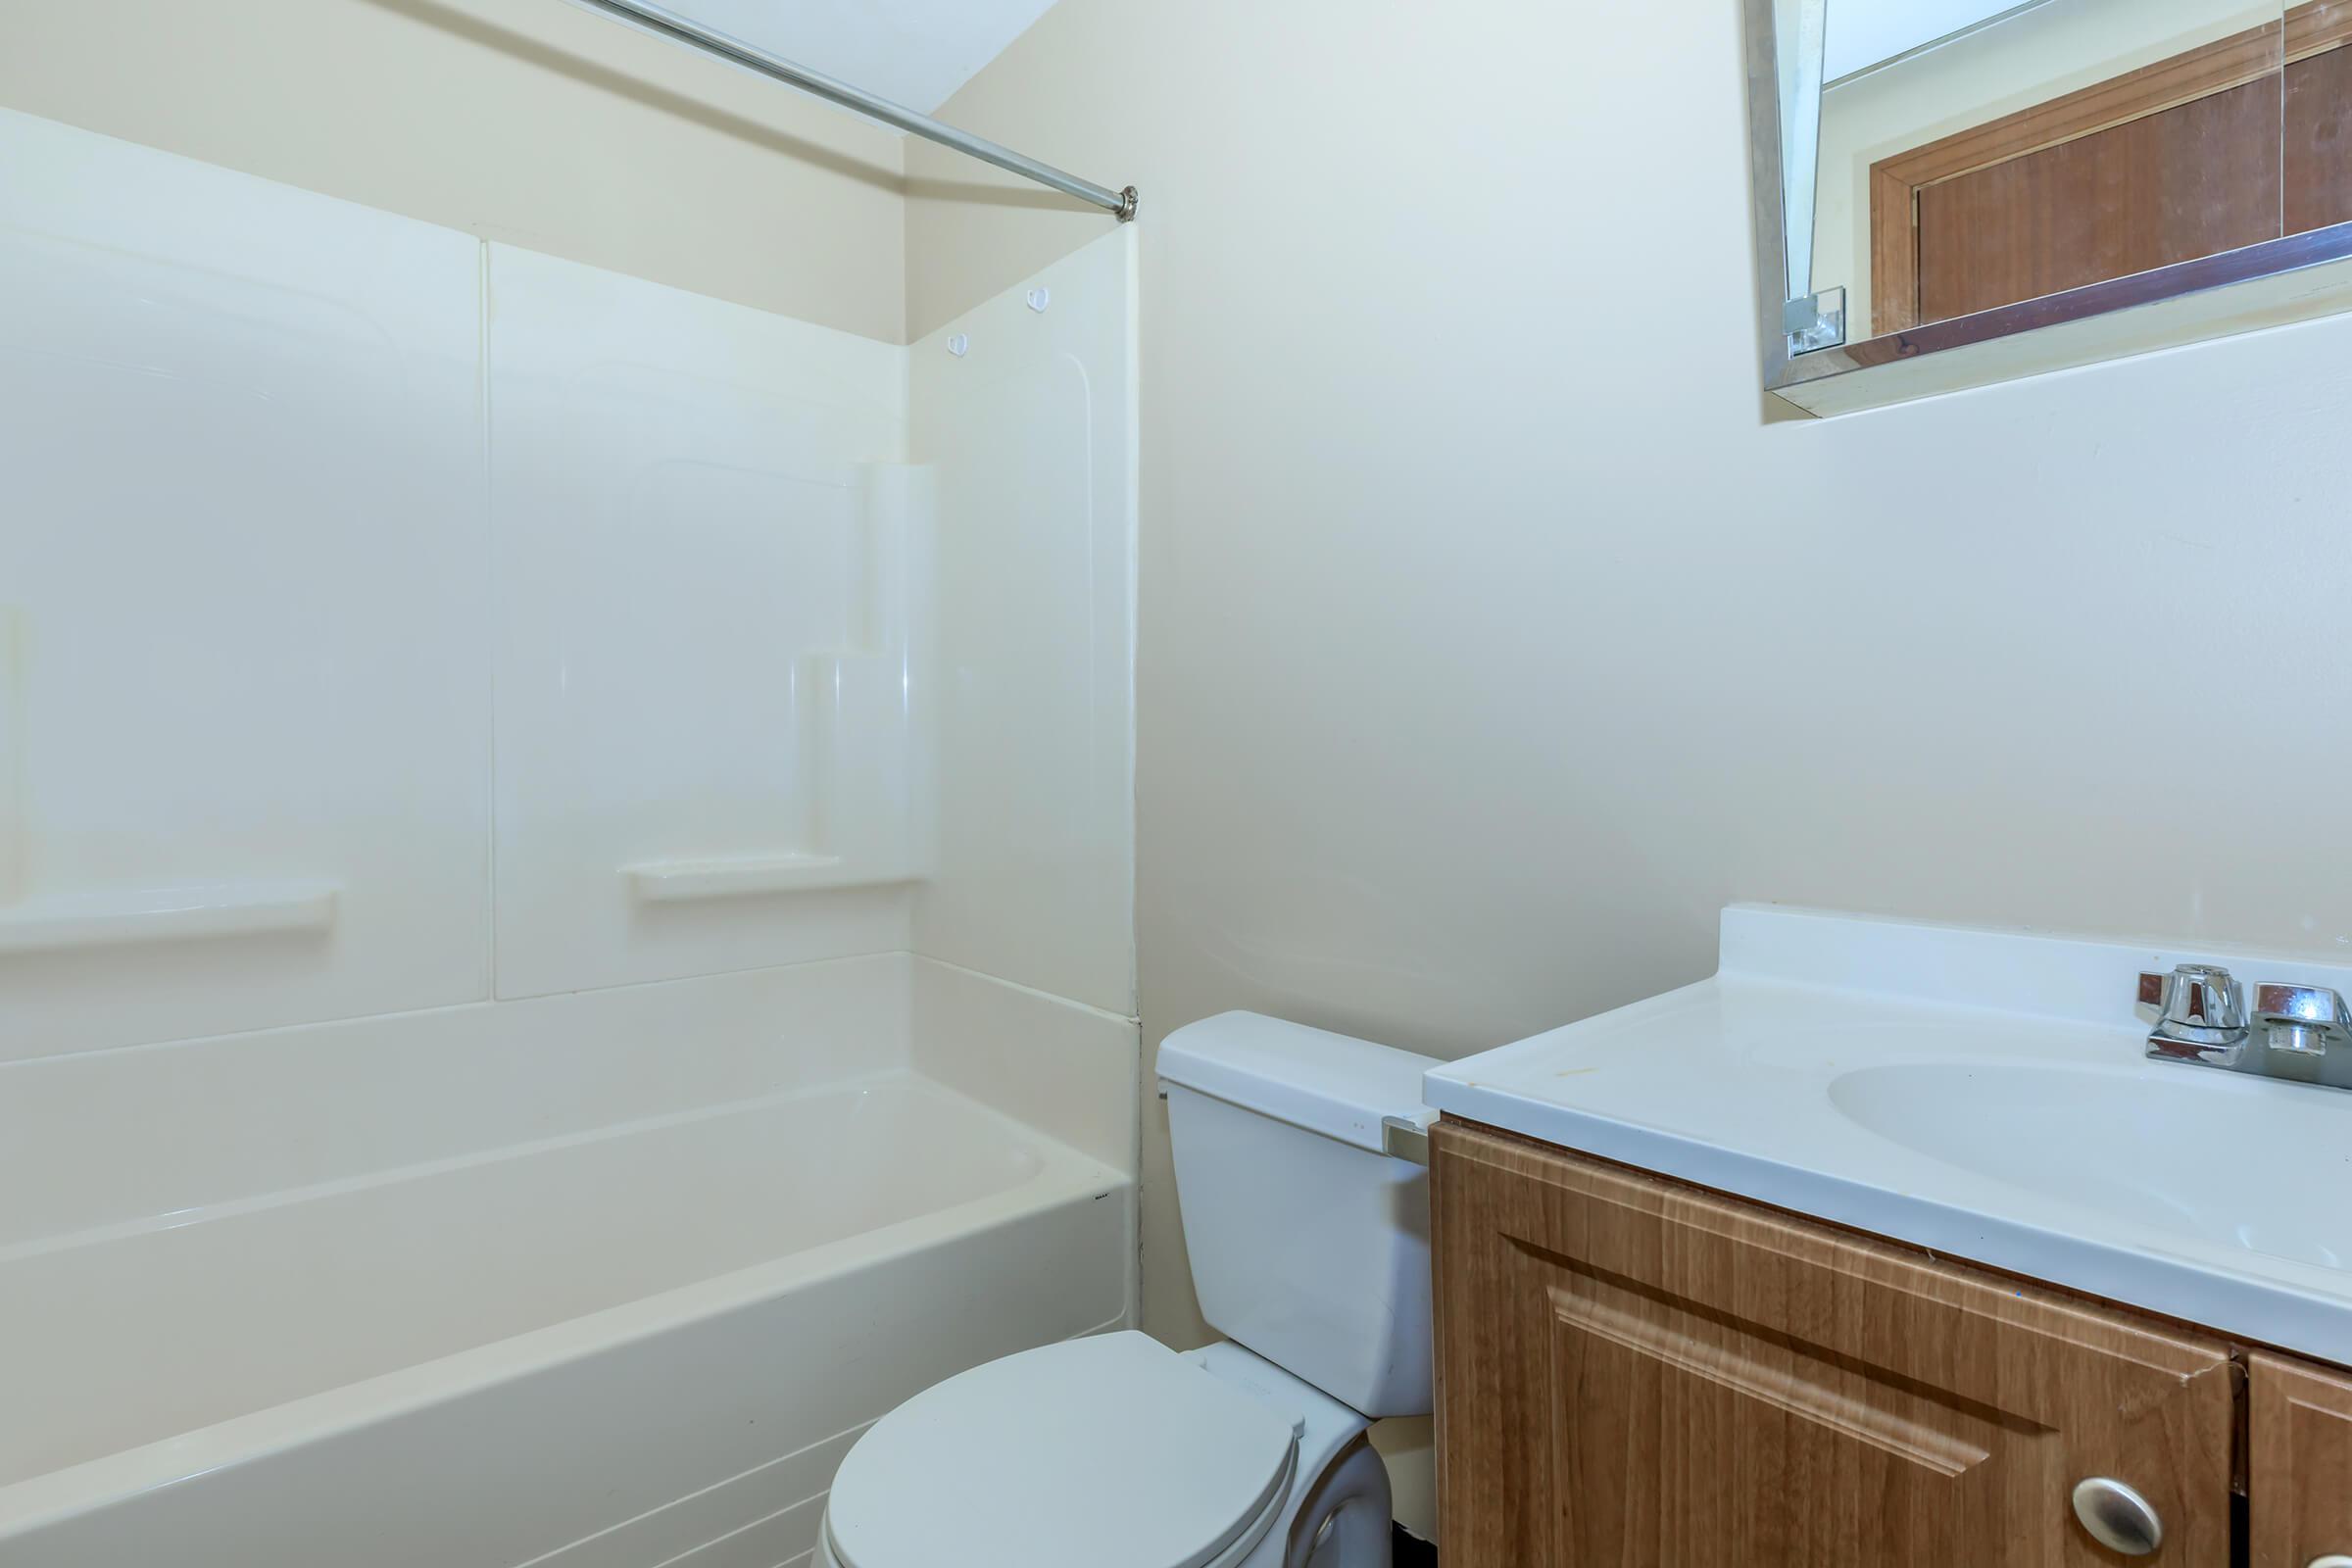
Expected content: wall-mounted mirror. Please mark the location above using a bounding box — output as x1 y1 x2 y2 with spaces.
1750 0 2352 414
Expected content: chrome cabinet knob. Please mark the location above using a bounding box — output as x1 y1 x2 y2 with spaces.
2072 1477 2163 1556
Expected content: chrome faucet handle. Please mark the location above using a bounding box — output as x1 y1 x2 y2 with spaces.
2141 964 2249 1065
2255 983 2350 1056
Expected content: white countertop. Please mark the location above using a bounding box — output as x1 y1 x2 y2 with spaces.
1423 906 2352 1365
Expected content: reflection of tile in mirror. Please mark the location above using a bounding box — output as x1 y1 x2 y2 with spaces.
1811 0 2307 340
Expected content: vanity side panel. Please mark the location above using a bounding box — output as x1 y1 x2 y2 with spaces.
2249 1350 2352 1568
1432 1120 2237 1567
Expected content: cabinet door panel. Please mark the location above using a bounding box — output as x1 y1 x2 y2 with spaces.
1432 1122 2237 1567
2251 1350 2352 1568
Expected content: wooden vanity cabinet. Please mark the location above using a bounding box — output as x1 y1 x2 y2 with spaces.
1432 1119 2253 1566
2249 1352 2352 1568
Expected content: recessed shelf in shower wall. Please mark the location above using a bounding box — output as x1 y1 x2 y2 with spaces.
0 881 339 956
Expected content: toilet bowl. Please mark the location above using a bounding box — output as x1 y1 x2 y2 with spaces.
813 1012 1438 1568
815 1335 1394 1568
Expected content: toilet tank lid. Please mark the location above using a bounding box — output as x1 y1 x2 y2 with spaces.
1157 1011 1438 1153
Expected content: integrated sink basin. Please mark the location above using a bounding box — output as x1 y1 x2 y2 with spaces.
1423 905 2352 1363
1828 1060 2352 1271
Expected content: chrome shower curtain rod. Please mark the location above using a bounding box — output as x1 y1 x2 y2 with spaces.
570 0 1139 221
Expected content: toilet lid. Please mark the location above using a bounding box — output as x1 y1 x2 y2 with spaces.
825 1332 1298 1568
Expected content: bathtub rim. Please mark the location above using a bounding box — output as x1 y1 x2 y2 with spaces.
0 1075 1132 1543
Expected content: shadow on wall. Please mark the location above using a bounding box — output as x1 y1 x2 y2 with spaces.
903 174 1102 214
352 0 904 193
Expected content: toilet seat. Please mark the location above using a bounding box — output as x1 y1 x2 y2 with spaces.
823 1332 1299 1568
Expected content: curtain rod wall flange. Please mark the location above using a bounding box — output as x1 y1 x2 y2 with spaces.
569 0 1140 220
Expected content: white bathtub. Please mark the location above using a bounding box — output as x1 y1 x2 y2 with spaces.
0 1056 1132 1567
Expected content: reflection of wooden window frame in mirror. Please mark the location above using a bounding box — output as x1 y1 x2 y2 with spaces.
1748 0 2352 416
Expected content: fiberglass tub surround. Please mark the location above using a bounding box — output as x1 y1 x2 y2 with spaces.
0 108 1139 1568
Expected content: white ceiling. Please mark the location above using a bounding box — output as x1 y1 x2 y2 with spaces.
661 0 1059 114
1826 0 2034 79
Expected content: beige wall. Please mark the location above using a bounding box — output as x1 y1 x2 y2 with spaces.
0 0 907 339
907 0 2352 1532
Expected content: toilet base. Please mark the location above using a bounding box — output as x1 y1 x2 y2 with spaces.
1277 1430 1393 1567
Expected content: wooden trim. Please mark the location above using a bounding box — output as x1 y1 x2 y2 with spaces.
1864 1 2352 334
1876 19 2283 194
2289 0 2352 62
1870 168 1922 332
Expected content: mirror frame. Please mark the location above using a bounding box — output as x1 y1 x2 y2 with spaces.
1744 0 2352 416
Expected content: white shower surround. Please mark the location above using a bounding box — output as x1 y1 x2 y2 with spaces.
0 110 1140 1566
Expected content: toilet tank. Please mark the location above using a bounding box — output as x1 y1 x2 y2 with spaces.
1157 1011 1438 1419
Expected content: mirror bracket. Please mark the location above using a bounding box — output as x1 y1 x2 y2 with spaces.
1783 288 1846 356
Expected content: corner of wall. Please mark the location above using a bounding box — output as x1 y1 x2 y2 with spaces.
900 0 1126 342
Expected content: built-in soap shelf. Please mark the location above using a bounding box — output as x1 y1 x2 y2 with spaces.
615 461 935 906
0 881 339 956
0 603 341 956
622 854 908 902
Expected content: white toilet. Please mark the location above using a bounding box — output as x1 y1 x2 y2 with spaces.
816 1011 1439 1568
